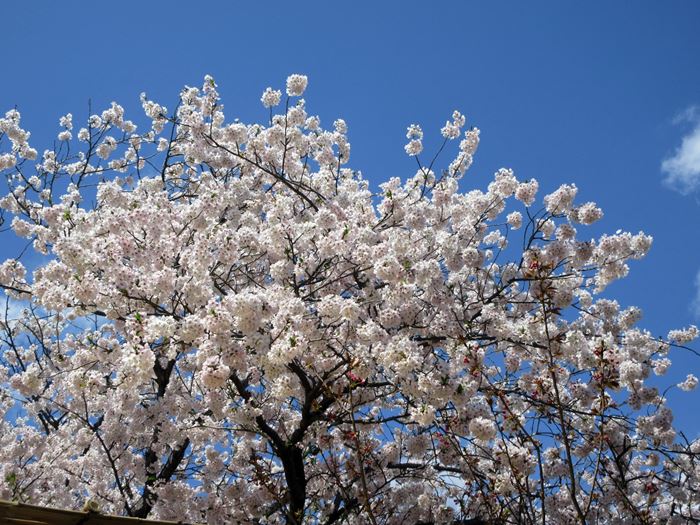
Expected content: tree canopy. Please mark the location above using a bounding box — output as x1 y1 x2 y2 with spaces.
0 75 698 524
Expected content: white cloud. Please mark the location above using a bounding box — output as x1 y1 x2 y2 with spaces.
672 105 700 125
693 269 700 320
1 293 29 322
662 106 700 195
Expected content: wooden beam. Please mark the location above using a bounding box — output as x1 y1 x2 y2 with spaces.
0 500 199 525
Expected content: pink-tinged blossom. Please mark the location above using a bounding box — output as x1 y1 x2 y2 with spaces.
285 74 308 96
260 87 282 108
0 153 15 170
544 183 578 214
678 374 698 391
515 178 538 206
59 113 73 130
200 357 231 389
668 325 699 344
404 139 423 156
441 110 465 139
507 211 522 229
404 123 424 156
572 201 603 224
469 417 497 441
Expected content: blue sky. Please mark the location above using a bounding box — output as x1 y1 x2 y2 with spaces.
2 2 700 430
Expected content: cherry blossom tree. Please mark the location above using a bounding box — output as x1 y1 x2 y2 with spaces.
0 74 698 524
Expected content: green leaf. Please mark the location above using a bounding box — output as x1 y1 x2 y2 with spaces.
5 472 16 486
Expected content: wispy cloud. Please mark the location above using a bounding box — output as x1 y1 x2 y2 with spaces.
1 293 29 322
662 105 700 195
693 269 700 320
